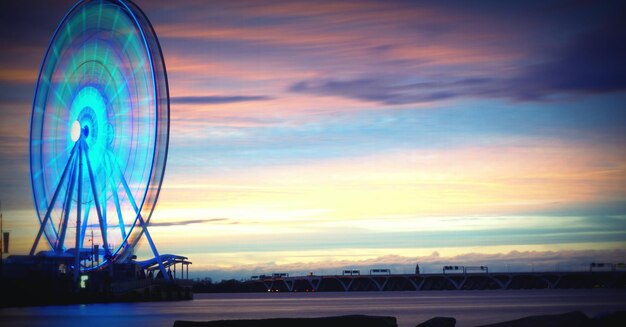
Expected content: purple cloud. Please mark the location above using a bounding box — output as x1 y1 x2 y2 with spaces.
171 95 273 105
289 78 492 105
509 15 626 100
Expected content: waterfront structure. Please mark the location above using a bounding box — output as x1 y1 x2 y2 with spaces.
2 0 191 304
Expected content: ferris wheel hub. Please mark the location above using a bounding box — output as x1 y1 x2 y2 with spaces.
69 86 109 157
70 121 81 142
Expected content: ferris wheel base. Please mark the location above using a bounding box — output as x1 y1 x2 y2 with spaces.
1 252 193 307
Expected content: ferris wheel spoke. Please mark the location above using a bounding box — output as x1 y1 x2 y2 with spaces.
81 8 86 42
96 2 103 29
100 11 118 67
65 17 73 41
56 153 78 252
121 30 135 54
105 38 146 101
83 140 111 256
107 59 146 104
33 144 76 180
30 141 79 255
33 138 77 179
103 40 129 95
38 74 51 89
52 44 60 58
107 80 127 104
82 17 87 64
54 90 70 114
46 112 64 123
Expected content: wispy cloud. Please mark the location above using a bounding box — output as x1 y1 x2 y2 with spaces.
149 218 229 227
83 218 229 229
171 95 273 105
289 78 492 105
0 68 38 84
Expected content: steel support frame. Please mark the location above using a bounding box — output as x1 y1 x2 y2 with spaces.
30 135 171 283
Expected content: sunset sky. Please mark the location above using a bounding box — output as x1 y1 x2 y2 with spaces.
1 0 625 280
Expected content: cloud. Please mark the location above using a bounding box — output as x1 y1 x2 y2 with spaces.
283 3 626 105
148 218 229 227
289 78 490 105
509 14 626 100
171 95 273 105
83 218 229 229
0 68 39 84
289 33 626 105
188 248 626 280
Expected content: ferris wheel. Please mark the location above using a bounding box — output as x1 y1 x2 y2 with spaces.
29 0 170 280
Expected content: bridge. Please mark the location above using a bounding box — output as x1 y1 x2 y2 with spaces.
245 271 626 292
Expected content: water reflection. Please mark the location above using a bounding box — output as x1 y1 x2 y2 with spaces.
1 289 625 327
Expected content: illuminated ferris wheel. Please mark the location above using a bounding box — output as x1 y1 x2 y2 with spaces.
29 0 169 278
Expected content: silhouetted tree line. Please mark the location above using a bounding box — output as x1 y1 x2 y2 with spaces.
193 278 267 293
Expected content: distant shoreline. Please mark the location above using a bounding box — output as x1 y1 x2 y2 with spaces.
192 270 626 293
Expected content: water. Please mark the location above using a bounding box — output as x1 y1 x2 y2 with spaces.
1 289 625 327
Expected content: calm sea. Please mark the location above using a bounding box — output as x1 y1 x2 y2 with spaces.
1 289 625 327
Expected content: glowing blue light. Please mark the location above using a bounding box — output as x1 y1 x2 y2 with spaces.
30 0 170 270
69 87 109 168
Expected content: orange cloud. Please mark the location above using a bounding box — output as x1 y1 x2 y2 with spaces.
0 68 38 84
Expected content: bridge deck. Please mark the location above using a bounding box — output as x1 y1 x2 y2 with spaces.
246 271 626 292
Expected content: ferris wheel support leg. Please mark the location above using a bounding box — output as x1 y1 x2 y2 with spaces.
56 155 78 252
108 152 170 282
106 155 129 241
79 201 91 250
53 155 74 251
110 178 127 239
83 141 111 256
74 141 83 284
54 158 72 251
30 142 79 256
138 216 170 282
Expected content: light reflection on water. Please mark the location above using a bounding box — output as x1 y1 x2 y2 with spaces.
1 289 625 327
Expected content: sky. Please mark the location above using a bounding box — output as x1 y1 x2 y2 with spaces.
1 0 625 281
